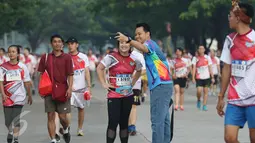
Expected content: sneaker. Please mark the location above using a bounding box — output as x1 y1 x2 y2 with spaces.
202 105 208 111
7 133 13 143
130 130 137 136
13 141 19 143
63 127 71 143
174 105 178 111
197 100 201 109
55 134 61 142
77 129 84 136
180 106 184 111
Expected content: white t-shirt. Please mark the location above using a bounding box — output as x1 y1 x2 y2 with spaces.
192 55 212 80
171 57 191 78
88 55 98 71
0 62 31 106
220 30 255 106
131 50 146 90
72 53 90 92
210 56 220 75
0 55 9 65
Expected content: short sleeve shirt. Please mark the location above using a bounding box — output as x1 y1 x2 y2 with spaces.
0 62 31 106
38 52 73 84
143 40 172 90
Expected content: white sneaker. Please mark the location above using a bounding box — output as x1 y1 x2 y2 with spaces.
77 129 84 136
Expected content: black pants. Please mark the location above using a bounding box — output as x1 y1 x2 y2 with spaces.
4 105 23 129
107 96 133 143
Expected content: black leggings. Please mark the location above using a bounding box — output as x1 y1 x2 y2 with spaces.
107 96 133 143
4 105 23 129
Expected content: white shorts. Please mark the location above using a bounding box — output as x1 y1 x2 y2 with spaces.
71 92 86 109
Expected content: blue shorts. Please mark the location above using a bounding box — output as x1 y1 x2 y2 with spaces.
225 104 255 128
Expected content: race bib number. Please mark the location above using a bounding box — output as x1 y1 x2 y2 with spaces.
197 66 208 74
176 68 186 77
6 70 21 81
116 74 132 86
231 60 247 77
115 85 132 96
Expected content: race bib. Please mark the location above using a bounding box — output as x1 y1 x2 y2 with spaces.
231 60 247 77
116 74 132 86
6 70 21 81
176 68 187 77
197 66 208 74
115 85 133 96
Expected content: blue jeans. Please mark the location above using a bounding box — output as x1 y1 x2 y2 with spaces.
150 84 173 143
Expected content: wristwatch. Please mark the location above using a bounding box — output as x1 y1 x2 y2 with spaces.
127 37 132 43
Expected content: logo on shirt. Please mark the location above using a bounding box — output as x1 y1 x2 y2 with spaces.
245 41 255 48
130 62 135 66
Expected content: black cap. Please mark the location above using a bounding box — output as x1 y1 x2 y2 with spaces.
66 37 78 43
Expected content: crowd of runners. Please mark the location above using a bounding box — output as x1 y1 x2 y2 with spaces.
1 1 255 143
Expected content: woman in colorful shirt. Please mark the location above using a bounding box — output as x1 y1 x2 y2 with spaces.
97 40 142 143
0 45 32 143
171 48 191 111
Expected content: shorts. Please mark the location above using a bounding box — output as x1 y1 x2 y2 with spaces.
132 89 141 105
4 105 23 128
173 78 187 88
44 95 71 114
71 92 86 109
196 79 211 87
211 75 218 85
225 104 255 128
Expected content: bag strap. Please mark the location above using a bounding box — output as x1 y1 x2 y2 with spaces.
169 99 174 142
49 54 54 83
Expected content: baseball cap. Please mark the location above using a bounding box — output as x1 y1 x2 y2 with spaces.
66 37 78 43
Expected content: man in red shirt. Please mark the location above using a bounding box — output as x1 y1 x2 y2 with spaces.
38 34 73 143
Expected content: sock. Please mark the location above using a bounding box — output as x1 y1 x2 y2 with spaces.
51 138 57 142
63 127 69 134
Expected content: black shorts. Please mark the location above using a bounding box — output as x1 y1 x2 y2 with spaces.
196 79 211 87
132 89 141 105
211 75 218 85
173 78 187 88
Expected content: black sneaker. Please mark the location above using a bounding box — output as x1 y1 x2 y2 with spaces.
7 133 13 143
63 132 71 143
55 134 61 142
63 127 71 143
13 140 19 143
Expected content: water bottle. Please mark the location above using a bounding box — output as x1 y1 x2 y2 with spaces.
84 91 91 107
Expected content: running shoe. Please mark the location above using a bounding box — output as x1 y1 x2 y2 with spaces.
180 106 184 111
13 139 19 143
130 130 137 136
202 105 208 111
77 129 84 136
174 105 178 111
63 127 71 143
7 133 13 143
55 134 61 142
197 100 201 109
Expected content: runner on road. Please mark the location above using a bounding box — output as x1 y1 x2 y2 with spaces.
128 48 146 136
0 45 32 143
97 39 142 143
87 49 98 87
217 2 255 143
209 49 221 96
38 34 73 143
116 23 173 143
67 37 91 136
171 48 191 111
192 45 214 111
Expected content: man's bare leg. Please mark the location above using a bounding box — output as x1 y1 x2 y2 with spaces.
225 125 240 143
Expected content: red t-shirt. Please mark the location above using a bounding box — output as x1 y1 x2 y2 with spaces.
37 52 74 85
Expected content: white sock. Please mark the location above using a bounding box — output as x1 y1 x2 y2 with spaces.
63 127 69 134
51 138 57 142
